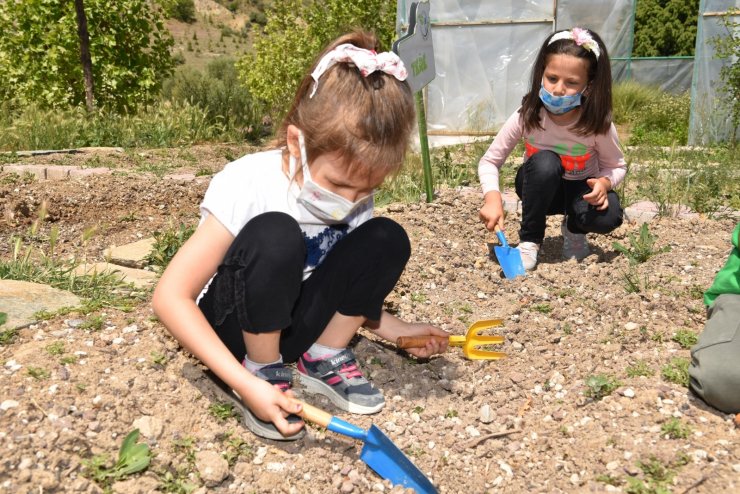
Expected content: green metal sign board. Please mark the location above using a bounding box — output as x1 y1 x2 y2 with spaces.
393 1 435 93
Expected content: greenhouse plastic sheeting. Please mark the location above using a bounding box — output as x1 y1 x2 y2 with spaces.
689 1 740 144
613 58 694 94
397 1 634 146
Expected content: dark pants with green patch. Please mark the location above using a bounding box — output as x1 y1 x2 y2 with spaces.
689 294 740 414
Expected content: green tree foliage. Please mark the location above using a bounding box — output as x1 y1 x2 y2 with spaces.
710 9 740 143
633 0 699 57
163 0 197 23
0 0 175 112
237 0 397 117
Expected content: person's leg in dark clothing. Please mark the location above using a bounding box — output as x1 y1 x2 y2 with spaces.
198 211 305 361
562 179 624 235
515 150 565 244
281 216 410 362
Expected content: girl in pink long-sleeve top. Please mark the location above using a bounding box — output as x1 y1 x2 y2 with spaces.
478 27 627 270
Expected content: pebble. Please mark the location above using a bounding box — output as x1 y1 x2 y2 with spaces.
621 388 636 398
624 322 639 331
465 425 480 437
5 360 22 372
499 461 513 477
133 416 164 439
479 404 495 424
340 480 354 493
1 400 19 411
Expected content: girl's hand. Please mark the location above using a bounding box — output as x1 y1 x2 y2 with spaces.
479 191 505 231
395 322 450 359
583 178 610 211
237 379 305 437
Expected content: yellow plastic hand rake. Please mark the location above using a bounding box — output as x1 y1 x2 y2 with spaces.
396 319 506 360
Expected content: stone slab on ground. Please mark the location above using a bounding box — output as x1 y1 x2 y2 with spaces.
0 280 81 330
73 262 157 288
624 200 698 224
104 238 156 269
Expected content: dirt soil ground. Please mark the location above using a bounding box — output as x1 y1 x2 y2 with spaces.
1 146 738 493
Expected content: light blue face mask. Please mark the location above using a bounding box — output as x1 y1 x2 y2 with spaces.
539 84 582 115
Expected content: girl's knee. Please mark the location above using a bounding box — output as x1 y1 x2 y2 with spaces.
570 194 623 234
526 150 562 177
362 217 411 261
230 212 304 264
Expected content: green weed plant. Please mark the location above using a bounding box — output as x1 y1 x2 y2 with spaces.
661 357 690 387
82 429 152 488
584 374 621 400
613 223 670 264
146 223 196 272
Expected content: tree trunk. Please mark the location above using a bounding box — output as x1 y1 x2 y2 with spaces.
74 0 95 112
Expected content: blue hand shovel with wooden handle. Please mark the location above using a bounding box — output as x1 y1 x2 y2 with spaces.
297 401 438 494
494 230 526 279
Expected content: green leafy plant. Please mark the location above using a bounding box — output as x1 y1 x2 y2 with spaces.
661 357 690 387
80 315 105 332
0 312 6 326
633 0 698 57
710 8 740 144
82 429 152 488
584 373 621 400
222 432 254 466
208 402 238 422
0 0 174 111
27 366 50 380
672 329 698 349
238 0 397 117
626 360 655 378
151 351 169 367
45 341 65 356
146 223 196 272
532 303 552 314
660 418 692 439
613 223 670 264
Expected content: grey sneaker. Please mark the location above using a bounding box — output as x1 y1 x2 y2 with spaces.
561 220 590 260
517 242 540 270
297 348 384 414
232 364 305 441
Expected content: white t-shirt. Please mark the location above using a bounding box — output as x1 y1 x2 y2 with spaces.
200 149 374 281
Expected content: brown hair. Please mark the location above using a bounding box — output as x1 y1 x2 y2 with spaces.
519 28 612 136
276 31 415 178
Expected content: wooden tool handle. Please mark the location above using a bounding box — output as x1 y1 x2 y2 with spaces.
295 400 332 428
396 334 449 348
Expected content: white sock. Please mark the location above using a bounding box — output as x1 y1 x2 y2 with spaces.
306 343 343 360
242 355 282 374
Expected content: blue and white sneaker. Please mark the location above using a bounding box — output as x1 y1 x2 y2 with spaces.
297 348 384 414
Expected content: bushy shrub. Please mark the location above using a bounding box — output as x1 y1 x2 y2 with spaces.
167 0 197 23
162 58 267 142
238 0 397 118
628 92 690 146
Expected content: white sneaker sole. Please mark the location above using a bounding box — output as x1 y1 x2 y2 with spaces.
232 390 305 441
298 373 385 415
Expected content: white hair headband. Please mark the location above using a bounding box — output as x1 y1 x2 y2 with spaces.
309 43 408 98
548 27 601 60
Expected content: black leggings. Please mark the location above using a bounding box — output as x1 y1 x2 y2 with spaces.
515 150 623 244
198 212 411 363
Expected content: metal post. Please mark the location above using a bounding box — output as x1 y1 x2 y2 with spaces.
415 90 434 202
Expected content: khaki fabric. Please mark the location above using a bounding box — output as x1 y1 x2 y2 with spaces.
689 294 740 414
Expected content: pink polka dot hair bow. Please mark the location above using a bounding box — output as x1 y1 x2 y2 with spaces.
549 27 601 60
310 43 408 98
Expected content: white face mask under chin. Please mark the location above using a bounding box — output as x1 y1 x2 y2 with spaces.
288 131 373 223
